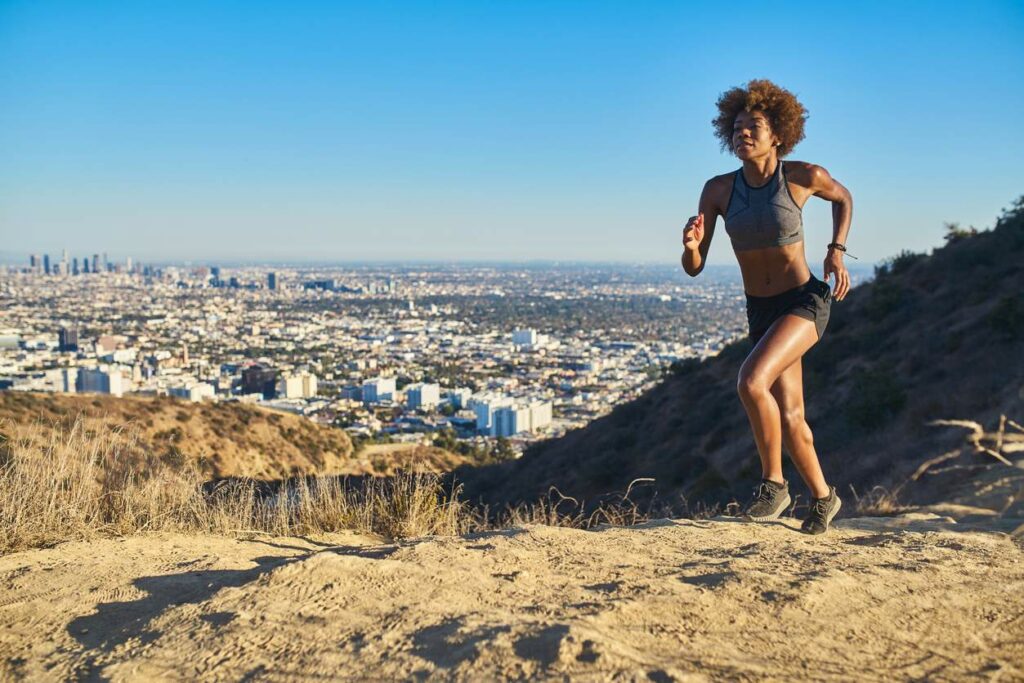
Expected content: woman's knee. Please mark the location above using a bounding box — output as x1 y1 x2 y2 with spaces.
736 367 771 399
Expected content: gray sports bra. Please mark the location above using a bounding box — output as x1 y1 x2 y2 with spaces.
723 160 804 251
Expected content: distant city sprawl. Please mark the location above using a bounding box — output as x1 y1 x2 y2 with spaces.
2 254 867 456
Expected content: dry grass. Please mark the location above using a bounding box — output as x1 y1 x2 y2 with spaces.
11 411 1017 555
0 417 474 554
0 417 668 555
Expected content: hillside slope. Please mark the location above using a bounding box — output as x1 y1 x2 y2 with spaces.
452 198 1024 515
0 393 466 480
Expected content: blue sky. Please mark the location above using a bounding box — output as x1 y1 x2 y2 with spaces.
1 1 1022 265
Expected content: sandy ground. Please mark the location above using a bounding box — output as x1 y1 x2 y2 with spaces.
1 513 1022 682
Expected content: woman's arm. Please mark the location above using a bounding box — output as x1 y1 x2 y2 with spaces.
807 165 853 300
681 178 722 277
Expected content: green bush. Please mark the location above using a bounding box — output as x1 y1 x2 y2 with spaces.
669 358 701 376
846 364 907 429
865 279 904 320
942 221 978 244
987 293 1024 341
613 429 638 450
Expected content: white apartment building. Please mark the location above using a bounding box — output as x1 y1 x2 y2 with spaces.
77 365 125 397
470 394 514 433
493 404 531 437
513 329 538 346
362 376 396 403
168 381 216 402
491 399 554 437
406 382 440 409
513 328 549 350
446 387 473 409
278 371 318 399
61 367 78 393
527 400 553 431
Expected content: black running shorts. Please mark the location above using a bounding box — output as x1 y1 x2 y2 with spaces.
745 274 832 346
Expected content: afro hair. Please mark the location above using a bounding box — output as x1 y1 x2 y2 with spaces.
712 79 808 158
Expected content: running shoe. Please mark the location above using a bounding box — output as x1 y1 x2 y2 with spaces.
741 478 791 521
801 485 842 535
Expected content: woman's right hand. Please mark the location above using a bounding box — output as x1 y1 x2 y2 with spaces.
682 214 704 252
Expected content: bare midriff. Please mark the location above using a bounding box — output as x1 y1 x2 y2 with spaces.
734 240 812 297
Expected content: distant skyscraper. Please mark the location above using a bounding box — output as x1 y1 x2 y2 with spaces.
29 254 39 271
92 254 100 273
267 272 278 290
59 327 79 353
126 256 132 272
241 364 279 399
72 258 79 275
43 254 51 274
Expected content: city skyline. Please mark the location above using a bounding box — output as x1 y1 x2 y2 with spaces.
6 250 884 276
2 2 1022 264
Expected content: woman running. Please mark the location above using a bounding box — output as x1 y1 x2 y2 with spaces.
680 79 854 534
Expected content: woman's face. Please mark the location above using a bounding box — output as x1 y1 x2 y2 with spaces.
732 110 779 159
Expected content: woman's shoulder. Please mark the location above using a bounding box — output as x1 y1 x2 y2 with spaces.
780 159 832 188
704 170 736 193
701 171 737 207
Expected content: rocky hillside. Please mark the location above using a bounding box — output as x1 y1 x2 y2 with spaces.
0 392 465 480
451 197 1024 514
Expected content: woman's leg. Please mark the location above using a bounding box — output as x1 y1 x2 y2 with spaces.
737 314 820 486
769 357 830 498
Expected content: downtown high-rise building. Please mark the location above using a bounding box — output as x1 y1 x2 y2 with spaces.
43 254 51 274
267 272 278 290
59 327 79 353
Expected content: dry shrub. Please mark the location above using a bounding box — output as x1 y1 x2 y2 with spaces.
479 478 677 530
846 484 910 516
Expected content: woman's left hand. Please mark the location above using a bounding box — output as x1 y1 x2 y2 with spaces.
823 250 850 301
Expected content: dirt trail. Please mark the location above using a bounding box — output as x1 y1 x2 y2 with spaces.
1 513 1021 681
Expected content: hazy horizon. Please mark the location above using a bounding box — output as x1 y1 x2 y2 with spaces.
1 251 887 272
